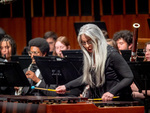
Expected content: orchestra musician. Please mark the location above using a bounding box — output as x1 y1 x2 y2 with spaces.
53 36 70 58
0 34 17 61
0 34 16 95
144 41 150 62
43 31 58 53
131 41 150 99
15 38 57 96
56 24 134 101
113 30 133 51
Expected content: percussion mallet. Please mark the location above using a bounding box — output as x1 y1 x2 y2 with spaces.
31 86 56 92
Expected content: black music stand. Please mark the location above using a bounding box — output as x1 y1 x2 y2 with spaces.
11 55 32 70
120 50 144 62
128 61 150 113
34 56 82 86
0 62 30 87
120 50 131 61
62 49 83 59
62 49 83 75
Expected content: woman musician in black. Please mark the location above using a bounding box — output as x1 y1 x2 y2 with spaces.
56 24 134 101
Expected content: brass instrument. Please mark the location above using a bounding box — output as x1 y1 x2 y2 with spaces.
27 62 33 71
3 54 8 62
130 23 140 62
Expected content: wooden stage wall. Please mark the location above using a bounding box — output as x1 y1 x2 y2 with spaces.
0 14 150 55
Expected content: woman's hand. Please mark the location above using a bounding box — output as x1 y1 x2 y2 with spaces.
101 92 114 101
55 85 66 94
132 92 145 99
130 82 139 92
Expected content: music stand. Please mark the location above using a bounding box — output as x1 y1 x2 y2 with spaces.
62 49 83 75
34 56 82 86
128 61 150 113
74 21 107 36
120 50 131 61
11 55 32 70
62 49 83 60
120 50 144 62
0 62 30 87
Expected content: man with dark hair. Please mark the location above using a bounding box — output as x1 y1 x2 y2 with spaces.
28 37 49 64
43 31 58 52
113 30 133 50
15 38 57 96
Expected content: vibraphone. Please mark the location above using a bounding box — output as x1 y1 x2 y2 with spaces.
0 95 145 113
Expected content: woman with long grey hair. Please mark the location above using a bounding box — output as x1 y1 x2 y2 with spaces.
56 24 133 101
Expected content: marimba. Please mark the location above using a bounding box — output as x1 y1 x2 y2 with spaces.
0 95 145 113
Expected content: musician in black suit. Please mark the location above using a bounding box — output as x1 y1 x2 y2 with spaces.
15 38 57 96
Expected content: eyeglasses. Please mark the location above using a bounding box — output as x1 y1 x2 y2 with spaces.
28 51 40 56
81 40 93 46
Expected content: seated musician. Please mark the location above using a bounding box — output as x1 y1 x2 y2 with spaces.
43 31 58 53
15 38 57 96
53 36 70 57
0 34 16 95
0 34 17 61
56 24 134 101
131 41 150 99
113 30 133 51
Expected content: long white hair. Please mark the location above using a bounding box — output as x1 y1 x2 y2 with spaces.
77 24 107 87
